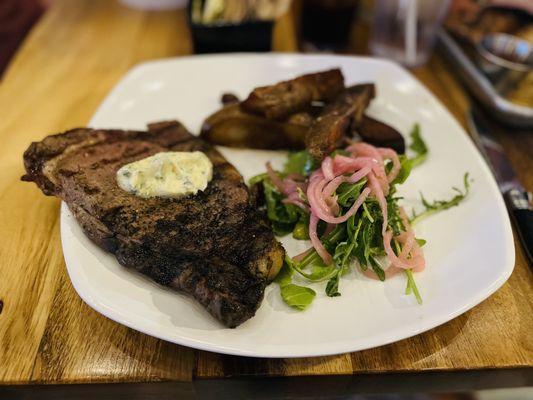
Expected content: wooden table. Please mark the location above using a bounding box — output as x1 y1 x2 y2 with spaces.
1 1 532 398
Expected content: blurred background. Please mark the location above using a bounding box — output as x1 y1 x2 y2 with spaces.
2 0 531 127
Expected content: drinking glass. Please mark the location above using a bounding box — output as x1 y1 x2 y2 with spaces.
370 0 450 67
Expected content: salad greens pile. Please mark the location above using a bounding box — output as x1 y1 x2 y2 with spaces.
250 124 471 311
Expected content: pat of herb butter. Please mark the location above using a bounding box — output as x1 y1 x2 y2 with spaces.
116 151 213 198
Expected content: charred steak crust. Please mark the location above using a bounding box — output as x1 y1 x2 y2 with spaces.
22 121 284 328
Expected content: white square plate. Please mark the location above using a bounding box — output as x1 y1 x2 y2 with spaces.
61 54 514 357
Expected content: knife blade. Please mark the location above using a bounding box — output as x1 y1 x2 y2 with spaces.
467 108 533 265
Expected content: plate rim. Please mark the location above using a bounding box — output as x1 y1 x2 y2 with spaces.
61 53 515 358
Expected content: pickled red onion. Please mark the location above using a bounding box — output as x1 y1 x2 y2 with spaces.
383 230 412 270
332 155 376 175
347 142 384 165
266 162 284 193
266 162 308 201
379 148 401 183
309 214 332 265
362 265 403 280
293 247 314 262
282 197 309 212
367 173 388 235
322 156 334 180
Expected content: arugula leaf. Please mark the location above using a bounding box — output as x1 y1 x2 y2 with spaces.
409 123 428 168
387 196 405 236
337 179 367 207
325 272 341 297
391 236 423 304
348 217 363 244
369 257 386 281
292 220 310 240
252 164 312 238
300 264 337 281
411 173 471 225
415 238 426 247
330 149 350 158
350 200 394 280
352 217 370 270
263 179 284 222
336 217 363 281
333 241 354 273
276 257 316 310
248 172 269 186
274 259 294 286
270 223 290 237
362 216 378 267
297 225 347 269
289 224 351 296
326 240 357 297
390 124 428 186
280 284 317 310
347 214 357 236
284 252 336 282
283 150 318 176
392 154 413 185
362 202 374 222
263 179 302 236
405 269 422 304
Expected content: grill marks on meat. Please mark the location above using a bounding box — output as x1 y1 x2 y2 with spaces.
22 121 284 328
306 84 376 160
241 68 345 120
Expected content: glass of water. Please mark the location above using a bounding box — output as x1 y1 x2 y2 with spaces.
370 0 451 67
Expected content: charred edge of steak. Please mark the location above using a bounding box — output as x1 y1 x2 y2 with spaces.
241 68 345 120
21 120 284 328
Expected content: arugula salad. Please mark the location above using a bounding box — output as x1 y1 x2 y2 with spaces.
250 125 471 310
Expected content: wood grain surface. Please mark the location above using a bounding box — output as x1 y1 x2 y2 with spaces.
0 0 531 386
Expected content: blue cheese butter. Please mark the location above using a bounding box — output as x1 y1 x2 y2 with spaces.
116 151 213 198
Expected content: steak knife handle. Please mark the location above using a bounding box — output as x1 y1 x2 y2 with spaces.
504 189 533 266
511 209 533 266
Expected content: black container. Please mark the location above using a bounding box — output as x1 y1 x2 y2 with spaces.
301 0 357 51
188 4 273 54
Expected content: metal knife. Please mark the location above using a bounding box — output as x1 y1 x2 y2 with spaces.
467 108 533 265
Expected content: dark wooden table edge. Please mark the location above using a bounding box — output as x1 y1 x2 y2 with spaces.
2 368 531 399
194 368 533 399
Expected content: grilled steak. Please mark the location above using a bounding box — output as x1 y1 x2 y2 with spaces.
306 83 375 160
241 68 345 120
22 121 284 328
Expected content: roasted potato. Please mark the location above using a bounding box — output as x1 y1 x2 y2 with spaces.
200 104 308 150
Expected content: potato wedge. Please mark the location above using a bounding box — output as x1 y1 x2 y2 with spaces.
200 104 308 150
